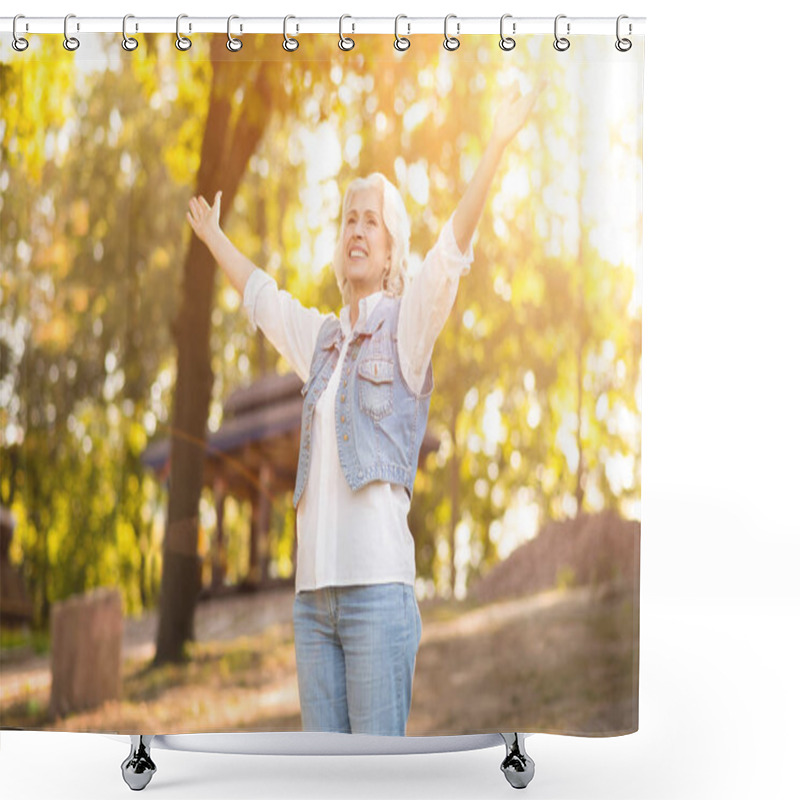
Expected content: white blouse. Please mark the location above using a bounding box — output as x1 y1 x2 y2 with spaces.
242 214 474 593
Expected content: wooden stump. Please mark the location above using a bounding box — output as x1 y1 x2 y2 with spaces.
49 587 123 719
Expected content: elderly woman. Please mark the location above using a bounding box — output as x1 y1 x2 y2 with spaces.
186 85 539 736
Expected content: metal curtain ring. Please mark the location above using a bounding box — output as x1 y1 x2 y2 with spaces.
283 15 299 51
12 14 29 52
394 15 410 51
339 15 355 51
499 14 515 51
175 14 192 51
615 14 632 52
227 15 243 51
553 14 570 51
121 14 138 51
443 14 460 51
63 13 80 51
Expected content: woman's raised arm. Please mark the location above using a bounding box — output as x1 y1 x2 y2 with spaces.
187 190 255 297
397 82 546 393
187 190 329 383
451 82 544 254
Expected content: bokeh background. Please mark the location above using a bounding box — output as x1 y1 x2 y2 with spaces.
1 31 642 735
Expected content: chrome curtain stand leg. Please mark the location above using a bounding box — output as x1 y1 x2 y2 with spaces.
500 733 535 789
121 735 157 791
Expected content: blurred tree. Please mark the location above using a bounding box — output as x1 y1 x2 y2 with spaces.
1 33 642 635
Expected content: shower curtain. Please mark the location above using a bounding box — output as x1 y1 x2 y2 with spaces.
0 27 643 738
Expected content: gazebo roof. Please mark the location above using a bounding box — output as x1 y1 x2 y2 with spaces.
142 372 440 499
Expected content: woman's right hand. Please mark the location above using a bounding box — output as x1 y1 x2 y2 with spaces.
187 190 222 245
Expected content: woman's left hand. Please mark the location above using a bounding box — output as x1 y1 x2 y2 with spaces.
490 80 547 149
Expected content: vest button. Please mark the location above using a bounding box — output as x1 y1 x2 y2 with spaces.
340 415 345 423
340 394 345 402
343 434 349 442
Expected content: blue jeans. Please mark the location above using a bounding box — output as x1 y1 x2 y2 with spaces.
292 583 422 736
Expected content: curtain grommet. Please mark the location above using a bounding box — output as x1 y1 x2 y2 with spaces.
394 15 410 51
121 14 138 51
499 14 515 51
283 15 299 51
339 15 355 51
226 15 243 52
175 14 192 51
553 14 570 52
615 15 632 52
12 14 29 51
63 13 80 51
443 14 460 51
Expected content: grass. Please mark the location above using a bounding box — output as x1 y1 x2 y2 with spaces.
1 583 639 736
0 626 50 657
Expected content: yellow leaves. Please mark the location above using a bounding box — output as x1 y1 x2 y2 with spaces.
91 294 108 316
127 420 148 455
126 37 209 186
35 241 67 279
32 316 74 349
512 266 546 306
163 122 201 185
130 50 159 102
1 38 78 180
70 198 90 236
151 246 170 271
69 287 90 313
93 217 109 240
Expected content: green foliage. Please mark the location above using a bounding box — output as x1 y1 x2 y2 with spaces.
1 33 641 620
0 626 50 656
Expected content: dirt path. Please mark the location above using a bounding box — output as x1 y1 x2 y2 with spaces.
0 589 296 706
1 583 637 736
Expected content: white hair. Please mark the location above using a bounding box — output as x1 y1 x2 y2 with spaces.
332 173 410 307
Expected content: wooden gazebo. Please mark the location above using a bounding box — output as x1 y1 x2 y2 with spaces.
142 372 439 594
0 505 34 626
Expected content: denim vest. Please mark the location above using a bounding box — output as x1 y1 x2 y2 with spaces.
293 295 433 509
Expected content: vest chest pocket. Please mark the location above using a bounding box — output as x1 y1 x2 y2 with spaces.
357 358 394 420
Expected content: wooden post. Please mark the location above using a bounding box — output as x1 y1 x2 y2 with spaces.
258 464 273 587
247 489 259 587
212 477 227 593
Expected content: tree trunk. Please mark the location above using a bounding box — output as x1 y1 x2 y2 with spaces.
449 410 460 598
154 39 273 665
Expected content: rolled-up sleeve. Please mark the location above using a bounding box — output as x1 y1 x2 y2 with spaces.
398 214 475 395
242 268 330 383
243 269 273 329
437 213 475 278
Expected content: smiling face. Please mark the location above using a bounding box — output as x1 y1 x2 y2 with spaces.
342 186 392 301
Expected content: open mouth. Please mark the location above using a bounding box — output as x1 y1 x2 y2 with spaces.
348 246 368 259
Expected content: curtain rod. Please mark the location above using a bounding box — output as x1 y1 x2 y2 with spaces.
1 16 646 36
